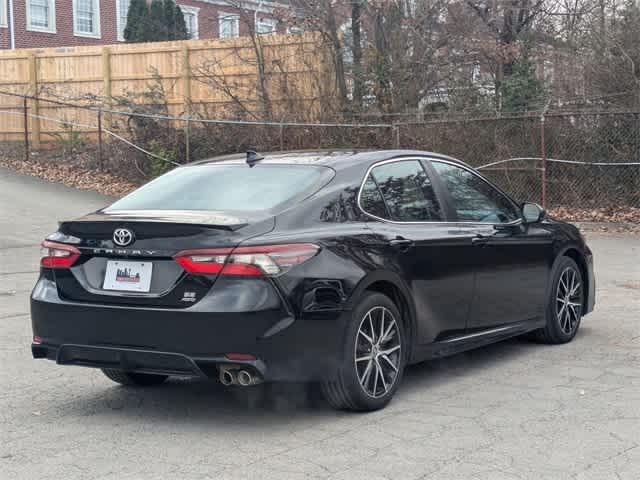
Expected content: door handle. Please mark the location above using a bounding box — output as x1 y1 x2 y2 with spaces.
389 237 414 251
471 234 491 246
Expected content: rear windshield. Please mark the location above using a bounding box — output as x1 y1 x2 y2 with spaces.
104 164 334 213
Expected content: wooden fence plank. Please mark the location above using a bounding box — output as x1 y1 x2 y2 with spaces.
27 53 41 148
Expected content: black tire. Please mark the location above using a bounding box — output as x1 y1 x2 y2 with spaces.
321 292 406 412
533 256 584 344
101 369 168 386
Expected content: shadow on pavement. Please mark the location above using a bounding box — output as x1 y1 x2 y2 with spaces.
49 331 588 424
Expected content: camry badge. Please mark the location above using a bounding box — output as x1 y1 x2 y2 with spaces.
113 228 134 247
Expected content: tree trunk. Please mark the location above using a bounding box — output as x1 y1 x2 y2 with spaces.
325 3 349 106
351 1 364 111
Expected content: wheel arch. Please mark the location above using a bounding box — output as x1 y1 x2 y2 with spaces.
555 245 589 314
347 271 417 360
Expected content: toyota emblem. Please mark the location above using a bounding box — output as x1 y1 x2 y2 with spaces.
113 228 134 247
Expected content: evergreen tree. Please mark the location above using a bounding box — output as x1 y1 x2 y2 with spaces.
164 0 188 40
171 2 188 40
123 0 150 43
149 0 168 41
123 0 188 43
500 50 545 112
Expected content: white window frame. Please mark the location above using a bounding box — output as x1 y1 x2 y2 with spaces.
73 0 101 38
218 12 239 39
0 0 8 28
179 4 199 40
116 0 130 41
256 17 276 35
26 0 57 33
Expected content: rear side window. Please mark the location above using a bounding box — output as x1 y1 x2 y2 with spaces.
105 164 334 213
359 176 387 219
431 161 519 223
360 160 442 222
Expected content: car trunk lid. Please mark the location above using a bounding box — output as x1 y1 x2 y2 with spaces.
51 210 275 308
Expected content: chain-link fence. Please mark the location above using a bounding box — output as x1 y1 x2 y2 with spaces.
1 90 639 212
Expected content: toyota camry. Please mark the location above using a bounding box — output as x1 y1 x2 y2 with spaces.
31 150 595 411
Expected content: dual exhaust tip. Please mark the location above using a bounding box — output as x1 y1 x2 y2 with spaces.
219 366 262 387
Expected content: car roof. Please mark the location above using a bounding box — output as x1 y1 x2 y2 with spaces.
188 149 470 171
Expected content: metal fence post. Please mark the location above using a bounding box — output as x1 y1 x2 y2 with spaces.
540 113 547 209
279 122 284 151
97 109 103 171
392 123 400 148
23 96 29 162
184 115 190 163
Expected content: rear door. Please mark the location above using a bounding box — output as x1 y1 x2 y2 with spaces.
428 160 553 329
360 159 474 344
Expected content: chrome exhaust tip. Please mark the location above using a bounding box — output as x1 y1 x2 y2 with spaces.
237 369 262 386
220 368 236 386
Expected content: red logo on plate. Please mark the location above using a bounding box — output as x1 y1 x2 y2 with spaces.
115 267 141 283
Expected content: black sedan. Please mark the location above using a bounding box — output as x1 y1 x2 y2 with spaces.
31 150 595 411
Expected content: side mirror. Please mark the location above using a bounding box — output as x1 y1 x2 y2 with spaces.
522 203 545 224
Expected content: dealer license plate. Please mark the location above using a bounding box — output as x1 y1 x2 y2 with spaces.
103 260 153 293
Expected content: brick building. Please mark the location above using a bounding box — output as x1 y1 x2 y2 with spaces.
0 0 287 50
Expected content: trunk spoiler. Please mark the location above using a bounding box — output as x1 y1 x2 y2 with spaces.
71 210 250 231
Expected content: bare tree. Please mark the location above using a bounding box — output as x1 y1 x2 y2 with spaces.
464 0 547 86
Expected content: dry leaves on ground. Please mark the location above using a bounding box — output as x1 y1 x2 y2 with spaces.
1 155 138 198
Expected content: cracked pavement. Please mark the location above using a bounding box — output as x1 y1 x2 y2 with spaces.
1 167 639 479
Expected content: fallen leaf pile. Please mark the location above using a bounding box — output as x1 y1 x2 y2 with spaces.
549 206 640 224
1 151 138 198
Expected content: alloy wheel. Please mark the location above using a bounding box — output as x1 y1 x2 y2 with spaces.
354 306 402 398
556 267 583 335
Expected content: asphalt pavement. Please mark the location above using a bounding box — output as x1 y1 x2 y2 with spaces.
1 167 639 480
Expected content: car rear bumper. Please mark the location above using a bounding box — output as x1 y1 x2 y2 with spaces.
31 278 348 382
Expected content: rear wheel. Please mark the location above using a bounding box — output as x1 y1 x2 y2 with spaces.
321 292 405 411
101 369 168 386
533 256 584 344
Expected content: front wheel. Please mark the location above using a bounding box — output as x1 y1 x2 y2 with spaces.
533 256 584 344
321 292 406 411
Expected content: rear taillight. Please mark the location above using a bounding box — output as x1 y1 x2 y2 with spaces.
174 244 320 277
40 240 81 269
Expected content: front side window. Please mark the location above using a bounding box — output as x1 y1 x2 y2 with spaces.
360 160 442 222
28 0 56 32
116 0 130 41
219 13 239 39
431 161 520 223
74 0 100 37
180 5 199 39
256 18 276 35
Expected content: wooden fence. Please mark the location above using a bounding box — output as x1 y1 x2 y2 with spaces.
0 33 335 145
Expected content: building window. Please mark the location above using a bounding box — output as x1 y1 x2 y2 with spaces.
1 0 7 28
179 5 199 40
27 0 56 33
256 17 276 35
73 0 101 37
116 0 130 41
287 26 303 35
219 13 239 39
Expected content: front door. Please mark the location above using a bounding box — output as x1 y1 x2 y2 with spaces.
428 160 553 329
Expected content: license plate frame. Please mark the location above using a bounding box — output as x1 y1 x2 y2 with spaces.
103 260 153 293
